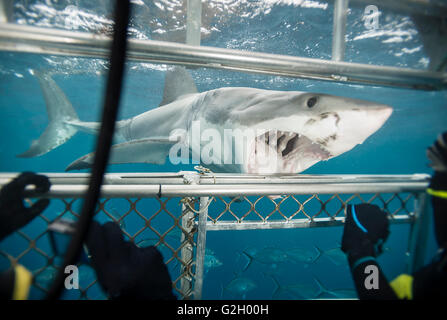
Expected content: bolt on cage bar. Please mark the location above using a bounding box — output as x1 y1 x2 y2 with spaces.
0 172 431 299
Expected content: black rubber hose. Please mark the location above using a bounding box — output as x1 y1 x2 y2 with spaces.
45 0 131 299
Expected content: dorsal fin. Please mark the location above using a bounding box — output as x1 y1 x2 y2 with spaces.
159 66 198 106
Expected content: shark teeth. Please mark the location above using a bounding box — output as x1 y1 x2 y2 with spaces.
249 129 332 174
278 132 298 155
262 130 300 155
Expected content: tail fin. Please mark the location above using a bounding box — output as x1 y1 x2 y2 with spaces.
241 251 254 272
313 276 331 299
313 245 324 264
263 272 282 299
17 71 79 157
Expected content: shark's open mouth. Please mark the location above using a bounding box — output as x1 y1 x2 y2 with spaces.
247 130 332 174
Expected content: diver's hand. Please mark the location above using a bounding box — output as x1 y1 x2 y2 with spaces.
427 131 447 173
0 172 50 241
86 221 176 300
341 204 389 264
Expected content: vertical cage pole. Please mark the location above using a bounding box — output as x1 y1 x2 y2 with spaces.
0 0 13 23
193 196 209 300
332 0 349 61
180 201 195 299
186 0 202 46
179 172 201 299
406 192 431 274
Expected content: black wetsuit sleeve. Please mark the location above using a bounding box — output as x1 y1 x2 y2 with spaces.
412 171 447 299
349 259 398 300
0 268 14 300
412 254 447 299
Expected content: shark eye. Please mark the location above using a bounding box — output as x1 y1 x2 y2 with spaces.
307 96 317 108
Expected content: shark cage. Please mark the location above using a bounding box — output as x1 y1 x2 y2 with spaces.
0 172 433 299
0 0 446 300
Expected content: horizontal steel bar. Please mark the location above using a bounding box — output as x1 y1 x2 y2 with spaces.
0 173 429 198
159 182 426 197
205 215 412 231
0 172 431 185
0 23 445 90
0 181 427 198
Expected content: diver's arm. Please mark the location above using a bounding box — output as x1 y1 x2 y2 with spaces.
387 250 447 300
348 258 398 300
0 172 51 300
427 171 447 248
341 204 398 300
0 172 50 241
426 132 447 250
388 133 447 300
86 221 176 300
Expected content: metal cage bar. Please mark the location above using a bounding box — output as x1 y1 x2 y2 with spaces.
332 0 349 62
407 191 432 273
0 23 445 90
0 173 429 198
179 201 195 299
186 0 202 46
0 172 430 299
193 197 209 300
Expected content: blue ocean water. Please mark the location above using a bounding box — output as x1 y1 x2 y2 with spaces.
0 1 446 300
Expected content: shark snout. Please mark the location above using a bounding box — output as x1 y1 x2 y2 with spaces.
365 104 393 129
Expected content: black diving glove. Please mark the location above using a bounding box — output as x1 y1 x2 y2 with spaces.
427 131 447 190
86 221 176 300
427 131 447 248
427 131 447 174
341 204 390 266
0 172 50 241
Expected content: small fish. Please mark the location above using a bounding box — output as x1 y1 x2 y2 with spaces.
323 244 389 267
267 274 323 300
287 246 323 265
222 275 257 300
204 248 223 273
266 273 355 300
311 277 358 299
323 247 348 266
309 277 358 300
242 247 288 271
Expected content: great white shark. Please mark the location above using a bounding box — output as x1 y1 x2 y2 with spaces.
18 68 392 174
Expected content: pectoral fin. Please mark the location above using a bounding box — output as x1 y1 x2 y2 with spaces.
65 138 177 171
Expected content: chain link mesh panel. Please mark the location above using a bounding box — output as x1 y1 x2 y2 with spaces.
0 189 420 300
205 192 415 228
0 196 199 300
